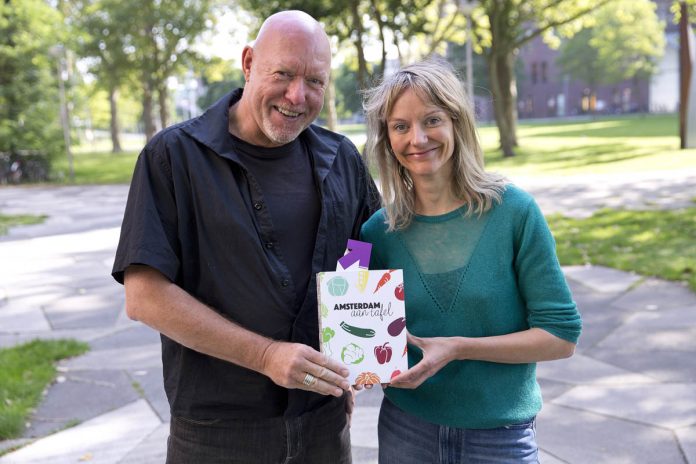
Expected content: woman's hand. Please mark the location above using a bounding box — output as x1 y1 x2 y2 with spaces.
388 332 456 389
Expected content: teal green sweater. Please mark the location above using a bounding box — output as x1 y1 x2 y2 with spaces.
360 185 581 429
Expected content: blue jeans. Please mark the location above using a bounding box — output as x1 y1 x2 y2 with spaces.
378 397 538 464
166 396 351 464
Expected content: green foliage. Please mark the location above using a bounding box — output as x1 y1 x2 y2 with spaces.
197 58 244 111
334 64 362 118
548 208 696 292
0 214 46 236
0 0 65 159
558 0 665 87
0 339 89 439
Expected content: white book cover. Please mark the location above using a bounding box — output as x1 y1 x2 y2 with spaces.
317 268 407 386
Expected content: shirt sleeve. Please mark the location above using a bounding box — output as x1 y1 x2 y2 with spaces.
111 143 181 285
514 197 582 344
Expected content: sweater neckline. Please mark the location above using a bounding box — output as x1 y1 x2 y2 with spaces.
413 204 469 223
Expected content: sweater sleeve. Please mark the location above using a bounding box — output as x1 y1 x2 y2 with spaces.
513 196 582 344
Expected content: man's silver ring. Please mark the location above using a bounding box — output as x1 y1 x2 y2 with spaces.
302 373 316 386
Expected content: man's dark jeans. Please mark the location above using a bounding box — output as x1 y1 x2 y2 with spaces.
166 396 351 463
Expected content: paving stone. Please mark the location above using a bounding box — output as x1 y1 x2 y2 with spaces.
537 449 566 464
538 378 575 402
595 319 696 353
0 399 160 464
24 370 140 438
563 265 642 294
537 403 686 464
90 325 161 350
355 385 384 408
127 368 169 422
569 288 636 350
117 422 168 464
612 278 696 311
537 352 658 386
552 383 696 429
588 348 696 383
351 446 378 464
0 303 51 332
42 293 122 330
63 344 162 370
351 406 379 449
676 425 696 464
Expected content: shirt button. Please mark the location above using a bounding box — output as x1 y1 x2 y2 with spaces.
281 279 289 287
265 242 274 249
253 202 263 210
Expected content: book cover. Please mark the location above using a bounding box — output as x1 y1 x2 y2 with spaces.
317 268 407 386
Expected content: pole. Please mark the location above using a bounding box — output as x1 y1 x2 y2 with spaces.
466 14 474 100
54 46 74 181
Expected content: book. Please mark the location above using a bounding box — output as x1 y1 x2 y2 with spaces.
317 267 407 386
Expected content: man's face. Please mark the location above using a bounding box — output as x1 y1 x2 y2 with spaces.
241 30 330 147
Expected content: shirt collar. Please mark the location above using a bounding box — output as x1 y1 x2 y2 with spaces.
181 88 339 180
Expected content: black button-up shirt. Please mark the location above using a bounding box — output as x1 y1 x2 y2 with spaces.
112 89 380 419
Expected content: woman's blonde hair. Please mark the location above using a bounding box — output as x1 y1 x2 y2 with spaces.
363 58 507 231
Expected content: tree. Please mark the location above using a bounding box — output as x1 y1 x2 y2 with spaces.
473 0 613 157
197 57 245 110
132 0 215 140
73 0 137 152
558 0 665 106
0 0 65 162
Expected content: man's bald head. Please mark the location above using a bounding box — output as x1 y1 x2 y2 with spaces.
253 10 331 63
230 10 332 147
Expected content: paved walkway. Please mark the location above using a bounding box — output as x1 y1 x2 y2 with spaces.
0 171 695 463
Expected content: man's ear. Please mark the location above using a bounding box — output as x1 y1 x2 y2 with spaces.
241 45 253 82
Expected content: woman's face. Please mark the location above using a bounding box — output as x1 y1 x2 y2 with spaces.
386 88 455 182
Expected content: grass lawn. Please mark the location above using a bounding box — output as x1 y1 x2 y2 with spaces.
0 214 46 236
548 206 696 292
53 113 696 184
0 339 89 440
479 113 696 178
51 150 139 184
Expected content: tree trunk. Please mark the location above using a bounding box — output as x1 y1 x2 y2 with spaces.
325 75 338 131
108 86 122 153
487 51 518 157
370 0 387 78
143 78 156 142
158 83 169 130
350 0 369 89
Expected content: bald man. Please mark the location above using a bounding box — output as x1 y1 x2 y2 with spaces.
112 10 380 463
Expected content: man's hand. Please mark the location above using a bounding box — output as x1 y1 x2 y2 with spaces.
261 341 351 397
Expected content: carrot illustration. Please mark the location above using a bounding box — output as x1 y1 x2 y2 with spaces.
373 270 395 293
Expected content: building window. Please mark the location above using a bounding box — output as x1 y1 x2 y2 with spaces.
531 63 538 85
541 61 547 83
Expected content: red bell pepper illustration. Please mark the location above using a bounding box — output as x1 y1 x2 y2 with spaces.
373 270 395 293
374 342 393 364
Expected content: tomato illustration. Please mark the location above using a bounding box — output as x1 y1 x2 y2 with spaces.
394 282 404 301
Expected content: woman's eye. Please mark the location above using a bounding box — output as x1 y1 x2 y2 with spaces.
426 117 441 126
393 124 407 132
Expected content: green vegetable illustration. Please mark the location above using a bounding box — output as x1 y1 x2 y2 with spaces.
341 342 365 365
321 327 335 356
327 276 349 296
320 303 329 319
340 321 376 338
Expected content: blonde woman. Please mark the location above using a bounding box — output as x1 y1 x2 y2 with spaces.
360 60 581 463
